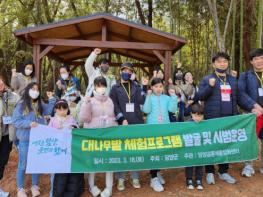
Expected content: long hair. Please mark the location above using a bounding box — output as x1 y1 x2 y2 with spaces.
0 74 8 88
21 60 35 78
182 71 196 87
20 82 43 115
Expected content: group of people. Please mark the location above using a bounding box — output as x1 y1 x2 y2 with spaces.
0 47 263 197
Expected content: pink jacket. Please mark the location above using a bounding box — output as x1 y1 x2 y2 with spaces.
79 94 117 128
48 115 77 129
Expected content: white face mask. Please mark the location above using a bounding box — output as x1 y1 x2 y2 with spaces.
25 69 33 76
29 89 39 99
95 87 106 96
61 73 69 80
68 96 77 102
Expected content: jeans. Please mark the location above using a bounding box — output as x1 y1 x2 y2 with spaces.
17 141 39 188
50 174 54 197
115 171 139 180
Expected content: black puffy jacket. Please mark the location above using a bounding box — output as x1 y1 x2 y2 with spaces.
196 73 238 119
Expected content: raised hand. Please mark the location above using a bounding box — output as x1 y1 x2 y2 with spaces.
94 48 101 55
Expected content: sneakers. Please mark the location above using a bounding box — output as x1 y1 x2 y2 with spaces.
117 179 125 191
218 173 236 184
90 186 101 197
242 164 255 177
132 179 141 189
157 172 165 185
196 180 203 190
206 173 215 185
100 188 112 197
150 177 164 192
31 186 40 197
186 179 194 190
17 188 27 197
0 188 9 197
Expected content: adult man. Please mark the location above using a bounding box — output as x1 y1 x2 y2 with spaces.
238 48 263 177
85 48 116 96
197 52 238 185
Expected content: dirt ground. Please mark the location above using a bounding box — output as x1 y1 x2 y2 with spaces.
1 149 263 197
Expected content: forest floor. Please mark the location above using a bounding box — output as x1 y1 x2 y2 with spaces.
1 148 263 197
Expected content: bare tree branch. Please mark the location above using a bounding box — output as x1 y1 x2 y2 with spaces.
207 0 224 51
148 0 153 27
223 0 234 48
135 0 146 25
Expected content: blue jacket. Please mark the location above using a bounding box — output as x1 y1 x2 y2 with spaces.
196 73 238 119
110 81 145 125
12 98 56 141
143 94 177 124
55 75 81 98
238 69 258 111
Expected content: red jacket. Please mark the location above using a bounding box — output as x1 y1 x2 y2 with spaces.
256 115 263 138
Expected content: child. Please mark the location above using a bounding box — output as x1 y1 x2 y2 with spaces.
185 103 204 190
49 99 77 129
142 78 178 192
12 82 56 197
167 84 179 122
48 99 84 197
79 76 117 197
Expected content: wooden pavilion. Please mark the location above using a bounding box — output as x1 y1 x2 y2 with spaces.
13 13 187 84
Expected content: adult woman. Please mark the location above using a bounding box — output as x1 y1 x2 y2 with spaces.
11 60 37 95
12 82 56 197
0 75 20 197
55 65 81 103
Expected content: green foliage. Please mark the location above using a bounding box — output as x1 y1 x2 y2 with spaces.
0 0 261 88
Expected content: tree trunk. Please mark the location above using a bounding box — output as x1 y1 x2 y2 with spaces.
256 0 263 47
207 0 224 51
231 0 236 71
135 0 146 25
240 0 244 71
207 0 234 52
148 0 153 27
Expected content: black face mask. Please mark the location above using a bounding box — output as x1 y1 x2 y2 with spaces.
215 68 227 73
100 65 109 73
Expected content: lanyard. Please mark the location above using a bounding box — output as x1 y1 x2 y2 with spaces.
254 71 263 87
121 82 131 103
215 73 227 85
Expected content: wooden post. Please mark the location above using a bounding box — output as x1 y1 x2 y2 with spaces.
33 44 41 84
164 51 172 84
108 52 112 64
102 22 107 41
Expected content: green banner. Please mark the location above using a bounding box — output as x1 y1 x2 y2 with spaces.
71 114 258 172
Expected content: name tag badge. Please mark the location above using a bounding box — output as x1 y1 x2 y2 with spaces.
220 84 231 102
2 116 12 125
126 103 135 112
258 88 263 96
